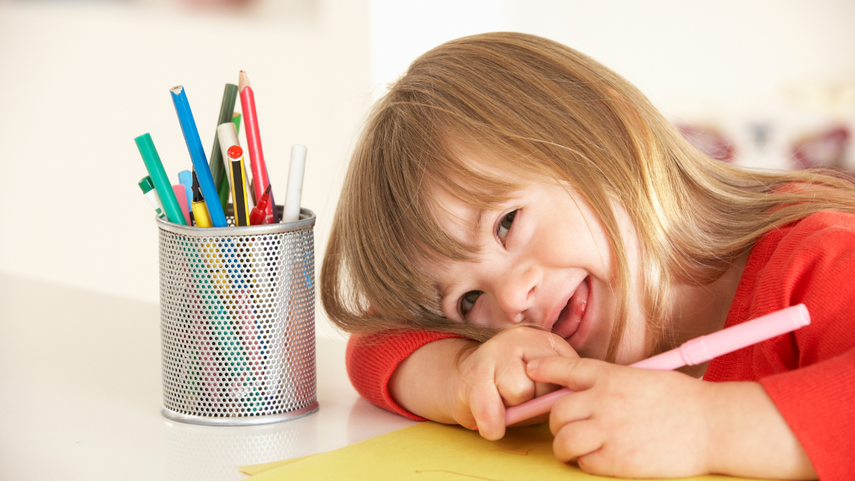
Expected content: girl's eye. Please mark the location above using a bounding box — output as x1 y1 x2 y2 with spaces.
460 290 482 318
496 210 517 244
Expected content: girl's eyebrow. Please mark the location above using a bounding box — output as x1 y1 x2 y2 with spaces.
447 204 488 243
473 208 487 237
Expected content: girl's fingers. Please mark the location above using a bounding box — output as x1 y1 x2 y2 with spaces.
533 380 562 398
536 331 579 359
526 356 608 392
469 382 507 441
548 388 596 436
495 361 536 406
449 391 476 429
514 329 579 361
498 330 578 406
456 327 583 439
552 419 604 464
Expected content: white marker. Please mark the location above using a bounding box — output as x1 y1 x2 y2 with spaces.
216 122 241 177
283 144 307 222
138 176 166 220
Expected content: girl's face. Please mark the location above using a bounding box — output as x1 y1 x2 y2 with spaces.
425 159 649 363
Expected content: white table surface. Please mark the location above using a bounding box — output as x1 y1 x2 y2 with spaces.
0 273 416 481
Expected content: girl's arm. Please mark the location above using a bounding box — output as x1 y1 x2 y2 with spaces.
706 380 815 479
392 327 577 438
346 330 463 420
348 327 578 438
389 337 479 424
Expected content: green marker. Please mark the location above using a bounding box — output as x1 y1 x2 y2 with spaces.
135 133 187 225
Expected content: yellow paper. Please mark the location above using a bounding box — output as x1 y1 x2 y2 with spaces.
241 422 761 481
238 455 313 476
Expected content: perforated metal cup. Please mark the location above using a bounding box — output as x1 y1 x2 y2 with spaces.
156 207 318 426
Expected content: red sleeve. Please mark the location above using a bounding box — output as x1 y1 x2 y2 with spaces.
717 212 855 481
345 330 463 420
760 349 855 481
759 217 855 480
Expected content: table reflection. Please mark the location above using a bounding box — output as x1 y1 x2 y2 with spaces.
163 417 319 480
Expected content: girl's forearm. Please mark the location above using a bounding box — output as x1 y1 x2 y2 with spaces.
705 381 816 479
388 338 479 423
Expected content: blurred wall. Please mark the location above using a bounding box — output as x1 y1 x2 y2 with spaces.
372 0 855 171
0 0 371 338
1 0 853 339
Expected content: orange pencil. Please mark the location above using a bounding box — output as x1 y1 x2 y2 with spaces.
238 71 277 223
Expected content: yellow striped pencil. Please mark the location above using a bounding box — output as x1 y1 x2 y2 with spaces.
226 145 251 226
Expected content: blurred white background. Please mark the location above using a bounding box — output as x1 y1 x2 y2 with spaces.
0 0 853 339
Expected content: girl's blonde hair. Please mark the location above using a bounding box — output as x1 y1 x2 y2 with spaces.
321 32 855 360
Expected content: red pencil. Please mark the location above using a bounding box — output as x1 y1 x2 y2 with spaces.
239 70 277 223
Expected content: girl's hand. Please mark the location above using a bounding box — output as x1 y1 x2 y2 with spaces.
452 327 578 441
527 357 817 479
527 356 711 477
389 327 577 440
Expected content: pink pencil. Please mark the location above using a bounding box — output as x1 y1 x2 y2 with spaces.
505 304 811 426
172 184 191 226
238 71 277 224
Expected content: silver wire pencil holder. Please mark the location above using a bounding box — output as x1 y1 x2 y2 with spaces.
156 207 318 426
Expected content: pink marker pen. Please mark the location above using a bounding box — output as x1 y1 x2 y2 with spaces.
504 304 810 426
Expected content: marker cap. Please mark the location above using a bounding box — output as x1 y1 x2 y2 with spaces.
138 176 155 194
228 145 243 160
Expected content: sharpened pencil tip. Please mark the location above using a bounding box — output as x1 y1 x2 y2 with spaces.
238 70 250 91
170 85 184 94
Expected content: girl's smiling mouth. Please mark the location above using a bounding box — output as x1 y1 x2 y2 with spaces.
551 276 590 340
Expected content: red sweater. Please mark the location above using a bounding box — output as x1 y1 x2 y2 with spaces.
346 211 855 480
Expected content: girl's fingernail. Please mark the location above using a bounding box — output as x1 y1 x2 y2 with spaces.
473 425 479 431
527 360 539 371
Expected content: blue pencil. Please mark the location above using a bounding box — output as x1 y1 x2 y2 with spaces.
169 85 228 227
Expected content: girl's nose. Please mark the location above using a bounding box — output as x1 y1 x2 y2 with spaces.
493 265 540 325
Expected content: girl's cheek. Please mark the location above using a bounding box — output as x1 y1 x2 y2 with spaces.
469 300 484 326
468 297 491 327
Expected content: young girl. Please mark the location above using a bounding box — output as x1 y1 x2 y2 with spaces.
321 32 855 479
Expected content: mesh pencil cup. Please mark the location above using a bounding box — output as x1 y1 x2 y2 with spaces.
156 207 318 426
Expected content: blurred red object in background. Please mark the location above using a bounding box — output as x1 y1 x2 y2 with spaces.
791 126 851 170
677 123 737 163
